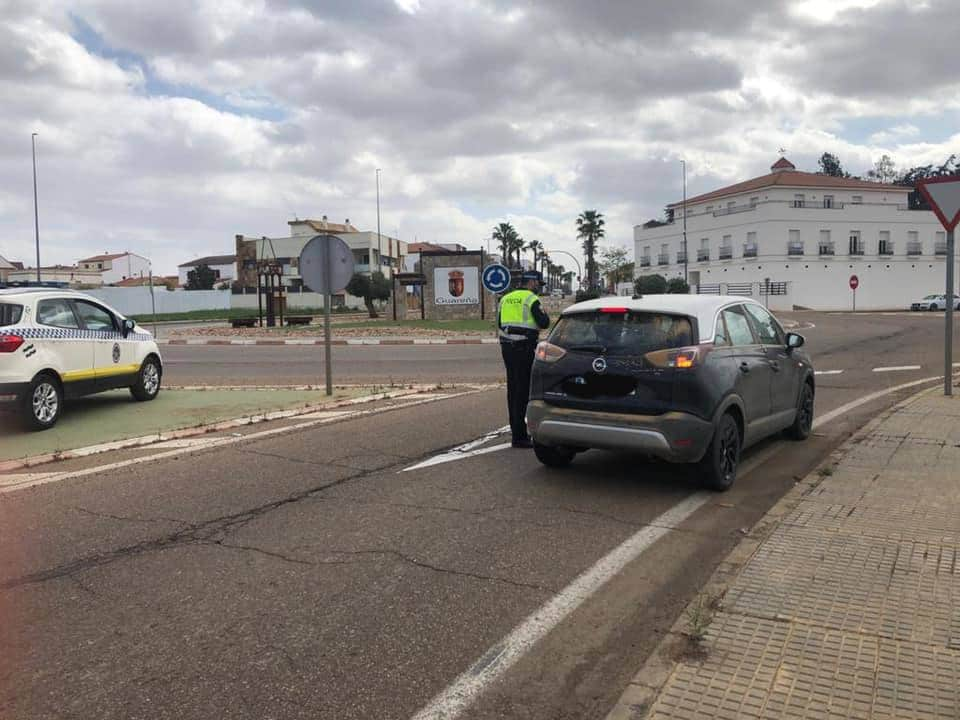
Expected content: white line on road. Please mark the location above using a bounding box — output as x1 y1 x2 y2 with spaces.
408 492 711 720
812 373 955 429
401 425 511 472
872 365 922 373
815 370 844 376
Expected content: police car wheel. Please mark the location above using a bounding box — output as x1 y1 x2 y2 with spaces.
22 373 63 431
533 441 575 468
130 358 161 402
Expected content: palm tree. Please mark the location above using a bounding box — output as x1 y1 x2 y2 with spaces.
492 223 520 267
526 239 543 269
576 210 605 291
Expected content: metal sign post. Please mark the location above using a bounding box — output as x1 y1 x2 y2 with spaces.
849 275 859 313
299 234 354 396
917 177 960 396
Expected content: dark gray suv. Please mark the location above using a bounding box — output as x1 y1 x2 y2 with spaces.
526 295 815 490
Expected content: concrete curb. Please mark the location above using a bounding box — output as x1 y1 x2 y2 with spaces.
0 385 442 474
603 383 943 720
158 337 500 346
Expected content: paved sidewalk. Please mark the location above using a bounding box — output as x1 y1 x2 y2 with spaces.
611 388 960 719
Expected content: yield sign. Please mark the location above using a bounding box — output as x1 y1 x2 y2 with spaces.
917 176 960 231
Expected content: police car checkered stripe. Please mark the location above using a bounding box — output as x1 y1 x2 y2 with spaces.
0 328 153 341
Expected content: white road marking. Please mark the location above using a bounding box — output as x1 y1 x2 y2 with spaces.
401 425 511 472
0 473 57 489
872 365 922 373
408 492 711 720
814 370 844 376
813 374 954 429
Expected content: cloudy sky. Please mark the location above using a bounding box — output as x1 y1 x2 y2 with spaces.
3 0 959 275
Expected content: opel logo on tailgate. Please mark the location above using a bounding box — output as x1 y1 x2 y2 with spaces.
592 357 607 373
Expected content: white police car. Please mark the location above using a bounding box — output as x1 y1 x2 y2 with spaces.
0 288 162 430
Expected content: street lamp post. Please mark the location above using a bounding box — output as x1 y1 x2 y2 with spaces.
375 168 382 274
681 159 688 285
32 133 40 283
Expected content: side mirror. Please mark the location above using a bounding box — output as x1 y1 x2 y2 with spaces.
122 318 136 338
786 332 804 350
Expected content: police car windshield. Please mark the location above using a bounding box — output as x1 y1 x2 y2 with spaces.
549 311 694 356
0 303 23 327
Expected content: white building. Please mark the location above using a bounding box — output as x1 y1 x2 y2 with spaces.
234 217 408 310
634 157 956 311
78 252 151 285
0 254 14 283
178 255 237 288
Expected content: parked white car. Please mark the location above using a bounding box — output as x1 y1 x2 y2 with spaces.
0 289 162 430
910 294 960 311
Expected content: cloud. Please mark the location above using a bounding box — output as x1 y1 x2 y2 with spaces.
1 0 959 275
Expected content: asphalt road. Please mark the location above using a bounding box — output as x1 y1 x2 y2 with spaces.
1 311 958 720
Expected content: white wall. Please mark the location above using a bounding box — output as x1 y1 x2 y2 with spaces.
87 287 230 316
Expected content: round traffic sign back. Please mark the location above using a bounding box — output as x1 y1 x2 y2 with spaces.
482 263 511 293
849 274 859 290
299 234 354 294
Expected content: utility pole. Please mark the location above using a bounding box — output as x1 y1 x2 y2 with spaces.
681 159 688 285
32 133 40 283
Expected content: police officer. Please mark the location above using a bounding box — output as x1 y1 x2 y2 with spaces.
498 271 550 448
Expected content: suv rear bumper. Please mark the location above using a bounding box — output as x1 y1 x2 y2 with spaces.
526 400 714 463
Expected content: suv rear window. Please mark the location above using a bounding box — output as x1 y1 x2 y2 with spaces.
549 311 694 356
0 303 23 327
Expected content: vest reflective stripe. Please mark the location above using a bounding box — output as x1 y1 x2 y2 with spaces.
498 290 539 330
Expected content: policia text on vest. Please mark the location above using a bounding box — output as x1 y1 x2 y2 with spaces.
497 276 550 448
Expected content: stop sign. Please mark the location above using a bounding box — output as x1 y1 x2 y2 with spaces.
849 275 859 290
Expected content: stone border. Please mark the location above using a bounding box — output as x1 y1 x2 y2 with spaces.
603 384 941 720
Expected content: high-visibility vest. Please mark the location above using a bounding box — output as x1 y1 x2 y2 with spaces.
498 290 540 339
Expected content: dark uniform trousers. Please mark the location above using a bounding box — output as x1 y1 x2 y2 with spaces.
500 337 537 443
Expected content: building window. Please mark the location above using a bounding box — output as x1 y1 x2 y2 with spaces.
719 235 733 259
878 231 893 256
849 230 863 256
788 229 803 256
851 195 862 204
819 230 834 256
907 232 923 255
823 195 834 209
936 231 947 255
658 243 670 265
793 193 805 208
749 196 759 207
744 232 758 258
698 238 710 262
705 205 713 213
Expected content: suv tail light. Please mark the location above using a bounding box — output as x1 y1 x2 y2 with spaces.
644 344 708 369
0 335 24 353
535 341 567 363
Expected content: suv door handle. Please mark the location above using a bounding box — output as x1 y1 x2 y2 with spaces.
769 360 780 372
739 361 750 373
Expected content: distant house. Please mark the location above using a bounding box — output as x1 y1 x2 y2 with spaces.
0 254 13 283
78 252 151 285
178 255 237 288
114 276 178 290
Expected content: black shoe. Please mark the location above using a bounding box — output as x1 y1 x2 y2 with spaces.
512 438 534 449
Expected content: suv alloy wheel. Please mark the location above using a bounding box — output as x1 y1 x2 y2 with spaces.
699 413 741 491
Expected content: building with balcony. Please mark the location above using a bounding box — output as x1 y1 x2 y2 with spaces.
634 157 956 310
234 217 407 292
